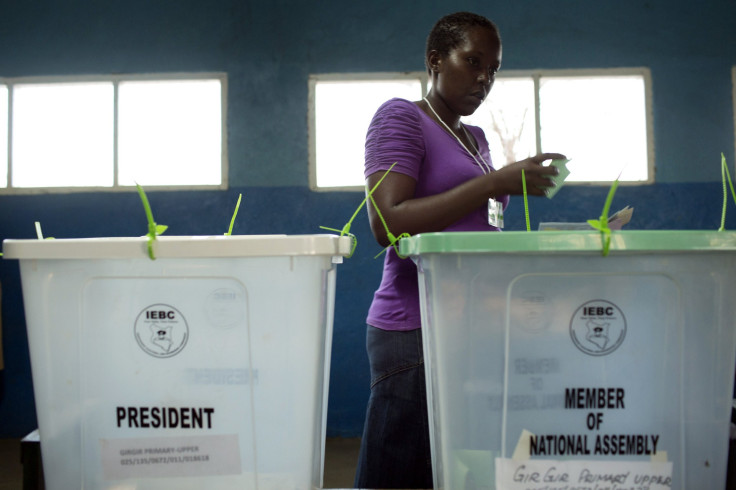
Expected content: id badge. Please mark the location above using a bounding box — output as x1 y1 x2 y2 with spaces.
488 198 504 228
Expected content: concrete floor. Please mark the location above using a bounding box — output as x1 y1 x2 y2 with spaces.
0 438 24 490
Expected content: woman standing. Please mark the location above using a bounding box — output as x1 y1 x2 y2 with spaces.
354 12 565 489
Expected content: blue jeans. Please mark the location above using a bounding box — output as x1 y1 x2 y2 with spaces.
354 325 433 489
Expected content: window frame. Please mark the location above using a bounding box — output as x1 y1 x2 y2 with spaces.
309 67 654 191
487 67 655 186
0 72 228 194
308 71 429 192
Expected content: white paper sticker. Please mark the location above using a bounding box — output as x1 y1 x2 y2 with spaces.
101 434 241 480
495 458 673 490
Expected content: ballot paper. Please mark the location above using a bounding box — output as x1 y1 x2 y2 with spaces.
538 206 634 231
545 158 571 199
607 205 634 230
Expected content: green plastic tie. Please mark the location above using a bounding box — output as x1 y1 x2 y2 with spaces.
586 176 620 257
136 183 168 260
367 191 411 259
319 162 404 258
225 193 243 236
522 169 531 232
34 221 54 240
366 163 412 258
718 153 736 231
319 226 358 257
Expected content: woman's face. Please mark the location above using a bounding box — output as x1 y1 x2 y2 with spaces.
430 26 502 117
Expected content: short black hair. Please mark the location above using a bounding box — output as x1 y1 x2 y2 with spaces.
425 12 500 62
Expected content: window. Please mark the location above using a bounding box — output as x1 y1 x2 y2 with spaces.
0 73 226 192
463 68 653 184
309 73 426 190
12 82 115 188
310 68 653 190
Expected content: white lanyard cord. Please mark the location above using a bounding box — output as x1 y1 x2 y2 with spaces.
423 97 493 174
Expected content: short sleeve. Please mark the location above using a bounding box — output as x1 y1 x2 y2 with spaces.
364 98 425 181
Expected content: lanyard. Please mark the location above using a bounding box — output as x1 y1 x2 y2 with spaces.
424 97 503 228
423 97 492 174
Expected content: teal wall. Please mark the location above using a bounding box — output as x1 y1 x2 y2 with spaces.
1 0 735 438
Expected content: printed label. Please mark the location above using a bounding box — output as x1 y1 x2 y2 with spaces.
519 387 662 458
115 406 215 429
101 434 241 480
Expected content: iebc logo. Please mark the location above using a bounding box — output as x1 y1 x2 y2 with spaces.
134 304 189 358
570 300 626 356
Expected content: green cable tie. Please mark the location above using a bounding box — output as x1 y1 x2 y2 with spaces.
365 163 411 258
522 169 531 232
319 226 358 257
318 162 403 258
726 155 736 205
34 221 54 240
719 153 736 231
136 183 168 260
225 193 243 236
586 176 620 257
368 192 411 259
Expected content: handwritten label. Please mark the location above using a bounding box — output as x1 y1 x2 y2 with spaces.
101 434 241 479
495 458 673 490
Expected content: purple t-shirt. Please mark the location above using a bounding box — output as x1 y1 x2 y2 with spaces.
365 98 509 331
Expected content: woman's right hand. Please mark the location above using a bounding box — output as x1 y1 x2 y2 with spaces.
491 153 566 197
365 152 567 246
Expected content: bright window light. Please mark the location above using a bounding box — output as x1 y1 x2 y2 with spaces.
540 76 648 182
118 79 222 186
463 78 536 167
463 70 652 183
0 85 7 187
312 77 424 189
0 74 225 192
12 82 114 187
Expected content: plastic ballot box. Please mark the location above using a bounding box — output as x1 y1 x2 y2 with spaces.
399 230 736 490
3 234 352 490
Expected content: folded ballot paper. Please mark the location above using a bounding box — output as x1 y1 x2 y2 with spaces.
544 158 571 199
539 206 634 231
538 159 634 231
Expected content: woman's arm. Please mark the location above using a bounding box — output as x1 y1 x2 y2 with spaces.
366 153 564 247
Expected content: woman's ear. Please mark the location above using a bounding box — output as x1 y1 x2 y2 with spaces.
427 50 441 73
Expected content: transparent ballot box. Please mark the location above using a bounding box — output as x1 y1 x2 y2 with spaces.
400 230 736 490
3 234 352 490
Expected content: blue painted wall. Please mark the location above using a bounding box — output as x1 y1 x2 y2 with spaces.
0 0 735 438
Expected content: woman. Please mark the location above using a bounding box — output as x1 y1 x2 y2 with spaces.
354 12 565 489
